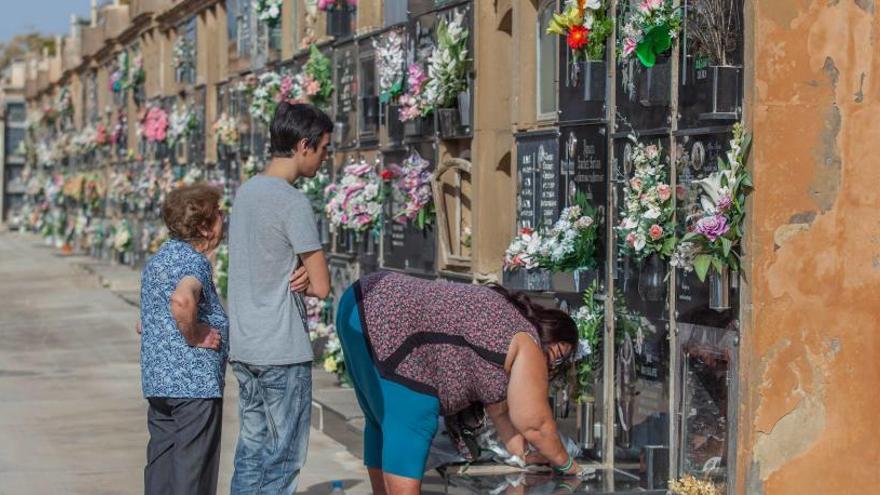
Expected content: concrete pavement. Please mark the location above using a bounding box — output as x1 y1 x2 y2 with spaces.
0 231 372 494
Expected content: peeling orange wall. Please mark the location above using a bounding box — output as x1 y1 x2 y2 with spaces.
738 1 880 493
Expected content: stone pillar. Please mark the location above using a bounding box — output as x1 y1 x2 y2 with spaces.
736 2 880 494
469 0 516 279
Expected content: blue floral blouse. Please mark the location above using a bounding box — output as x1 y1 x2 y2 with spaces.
140 239 228 398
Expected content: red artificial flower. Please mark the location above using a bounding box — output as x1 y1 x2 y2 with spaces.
567 25 590 51
380 169 396 181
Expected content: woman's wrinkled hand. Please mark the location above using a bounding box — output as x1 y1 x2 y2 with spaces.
187 323 222 350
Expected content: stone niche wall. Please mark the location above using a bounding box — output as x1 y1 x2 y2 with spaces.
737 1 880 493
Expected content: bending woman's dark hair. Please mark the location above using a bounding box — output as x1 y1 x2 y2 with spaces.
487 284 578 350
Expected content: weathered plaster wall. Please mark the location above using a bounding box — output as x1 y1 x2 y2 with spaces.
739 1 880 493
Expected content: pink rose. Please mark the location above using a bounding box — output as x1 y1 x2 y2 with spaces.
626 232 637 246
649 224 663 240
305 79 321 97
656 184 671 201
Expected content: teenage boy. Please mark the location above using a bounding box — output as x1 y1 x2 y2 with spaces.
227 102 332 494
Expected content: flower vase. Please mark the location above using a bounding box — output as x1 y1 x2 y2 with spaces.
581 61 607 102
362 231 375 256
708 265 731 312
578 399 596 449
457 89 472 129
385 104 404 144
437 108 461 139
637 253 667 302
326 8 353 39
698 65 742 120
638 55 671 107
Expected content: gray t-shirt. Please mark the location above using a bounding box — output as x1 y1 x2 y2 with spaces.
228 175 322 365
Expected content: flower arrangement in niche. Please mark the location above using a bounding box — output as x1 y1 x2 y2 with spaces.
618 0 682 68
55 87 73 120
324 159 383 233
572 280 603 402
547 0 614 62
297 168 330 215
214 244 229 298
669 476 722 495
212 113 239 148
255 0 283 27
303 45 334 109
317 0 357 12
172 36 194 72
374 30 406 104
322 332 346 379
242 155 263 179
387 152 434 229
141 106 168 143
109 51 128 94
113 219 133 252
672 124 752 281
167 104 198 145
305 296 335 343
249 71 282 124
503 194 599 273
398 64 433 122
539 194 599 272
128 52 145 92
425 11 470 108
617 137 676 261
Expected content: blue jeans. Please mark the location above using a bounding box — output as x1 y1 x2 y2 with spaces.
230 362 312 495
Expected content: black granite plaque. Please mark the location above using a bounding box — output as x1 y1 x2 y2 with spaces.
515 131 560 230
334 42 359 150
559 124 609 289
358 37 380 143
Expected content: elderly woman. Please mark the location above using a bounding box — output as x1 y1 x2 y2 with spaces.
139 184 228 495
336 271 582 495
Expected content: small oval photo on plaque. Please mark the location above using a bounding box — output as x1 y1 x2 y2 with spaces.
690 141 706 172
568 181 577 205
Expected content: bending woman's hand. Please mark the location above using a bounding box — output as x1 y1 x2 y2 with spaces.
504 333 575 472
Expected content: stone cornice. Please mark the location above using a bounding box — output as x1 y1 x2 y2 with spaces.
155 0 223 30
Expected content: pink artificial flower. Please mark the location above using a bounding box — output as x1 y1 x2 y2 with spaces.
623 38 638 57
279 75 295 100
638 1 652 14
695 214 730 241
645 145 659 160
304 77 321 97
676 184 687 201
317 0 334 11
630 177 643 191
648 0 663 10
717 195 733 212
656 184 672 201
626 232 637 247
649 224 663 240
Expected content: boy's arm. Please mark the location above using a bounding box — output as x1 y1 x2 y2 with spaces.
300 249 330 299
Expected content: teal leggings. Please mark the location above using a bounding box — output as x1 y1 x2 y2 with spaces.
336 286 440 480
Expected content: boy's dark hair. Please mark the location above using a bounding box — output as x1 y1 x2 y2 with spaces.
269 102 334 157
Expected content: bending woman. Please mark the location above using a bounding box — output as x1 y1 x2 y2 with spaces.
336 271 581 495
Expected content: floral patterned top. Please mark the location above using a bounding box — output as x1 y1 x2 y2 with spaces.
355 271 538 415
140 239 228 398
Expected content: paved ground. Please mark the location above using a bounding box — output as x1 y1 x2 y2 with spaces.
0 232 372 494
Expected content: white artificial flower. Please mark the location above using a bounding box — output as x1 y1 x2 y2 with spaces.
634 234 646 251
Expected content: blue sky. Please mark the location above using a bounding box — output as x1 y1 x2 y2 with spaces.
0 0 91 45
